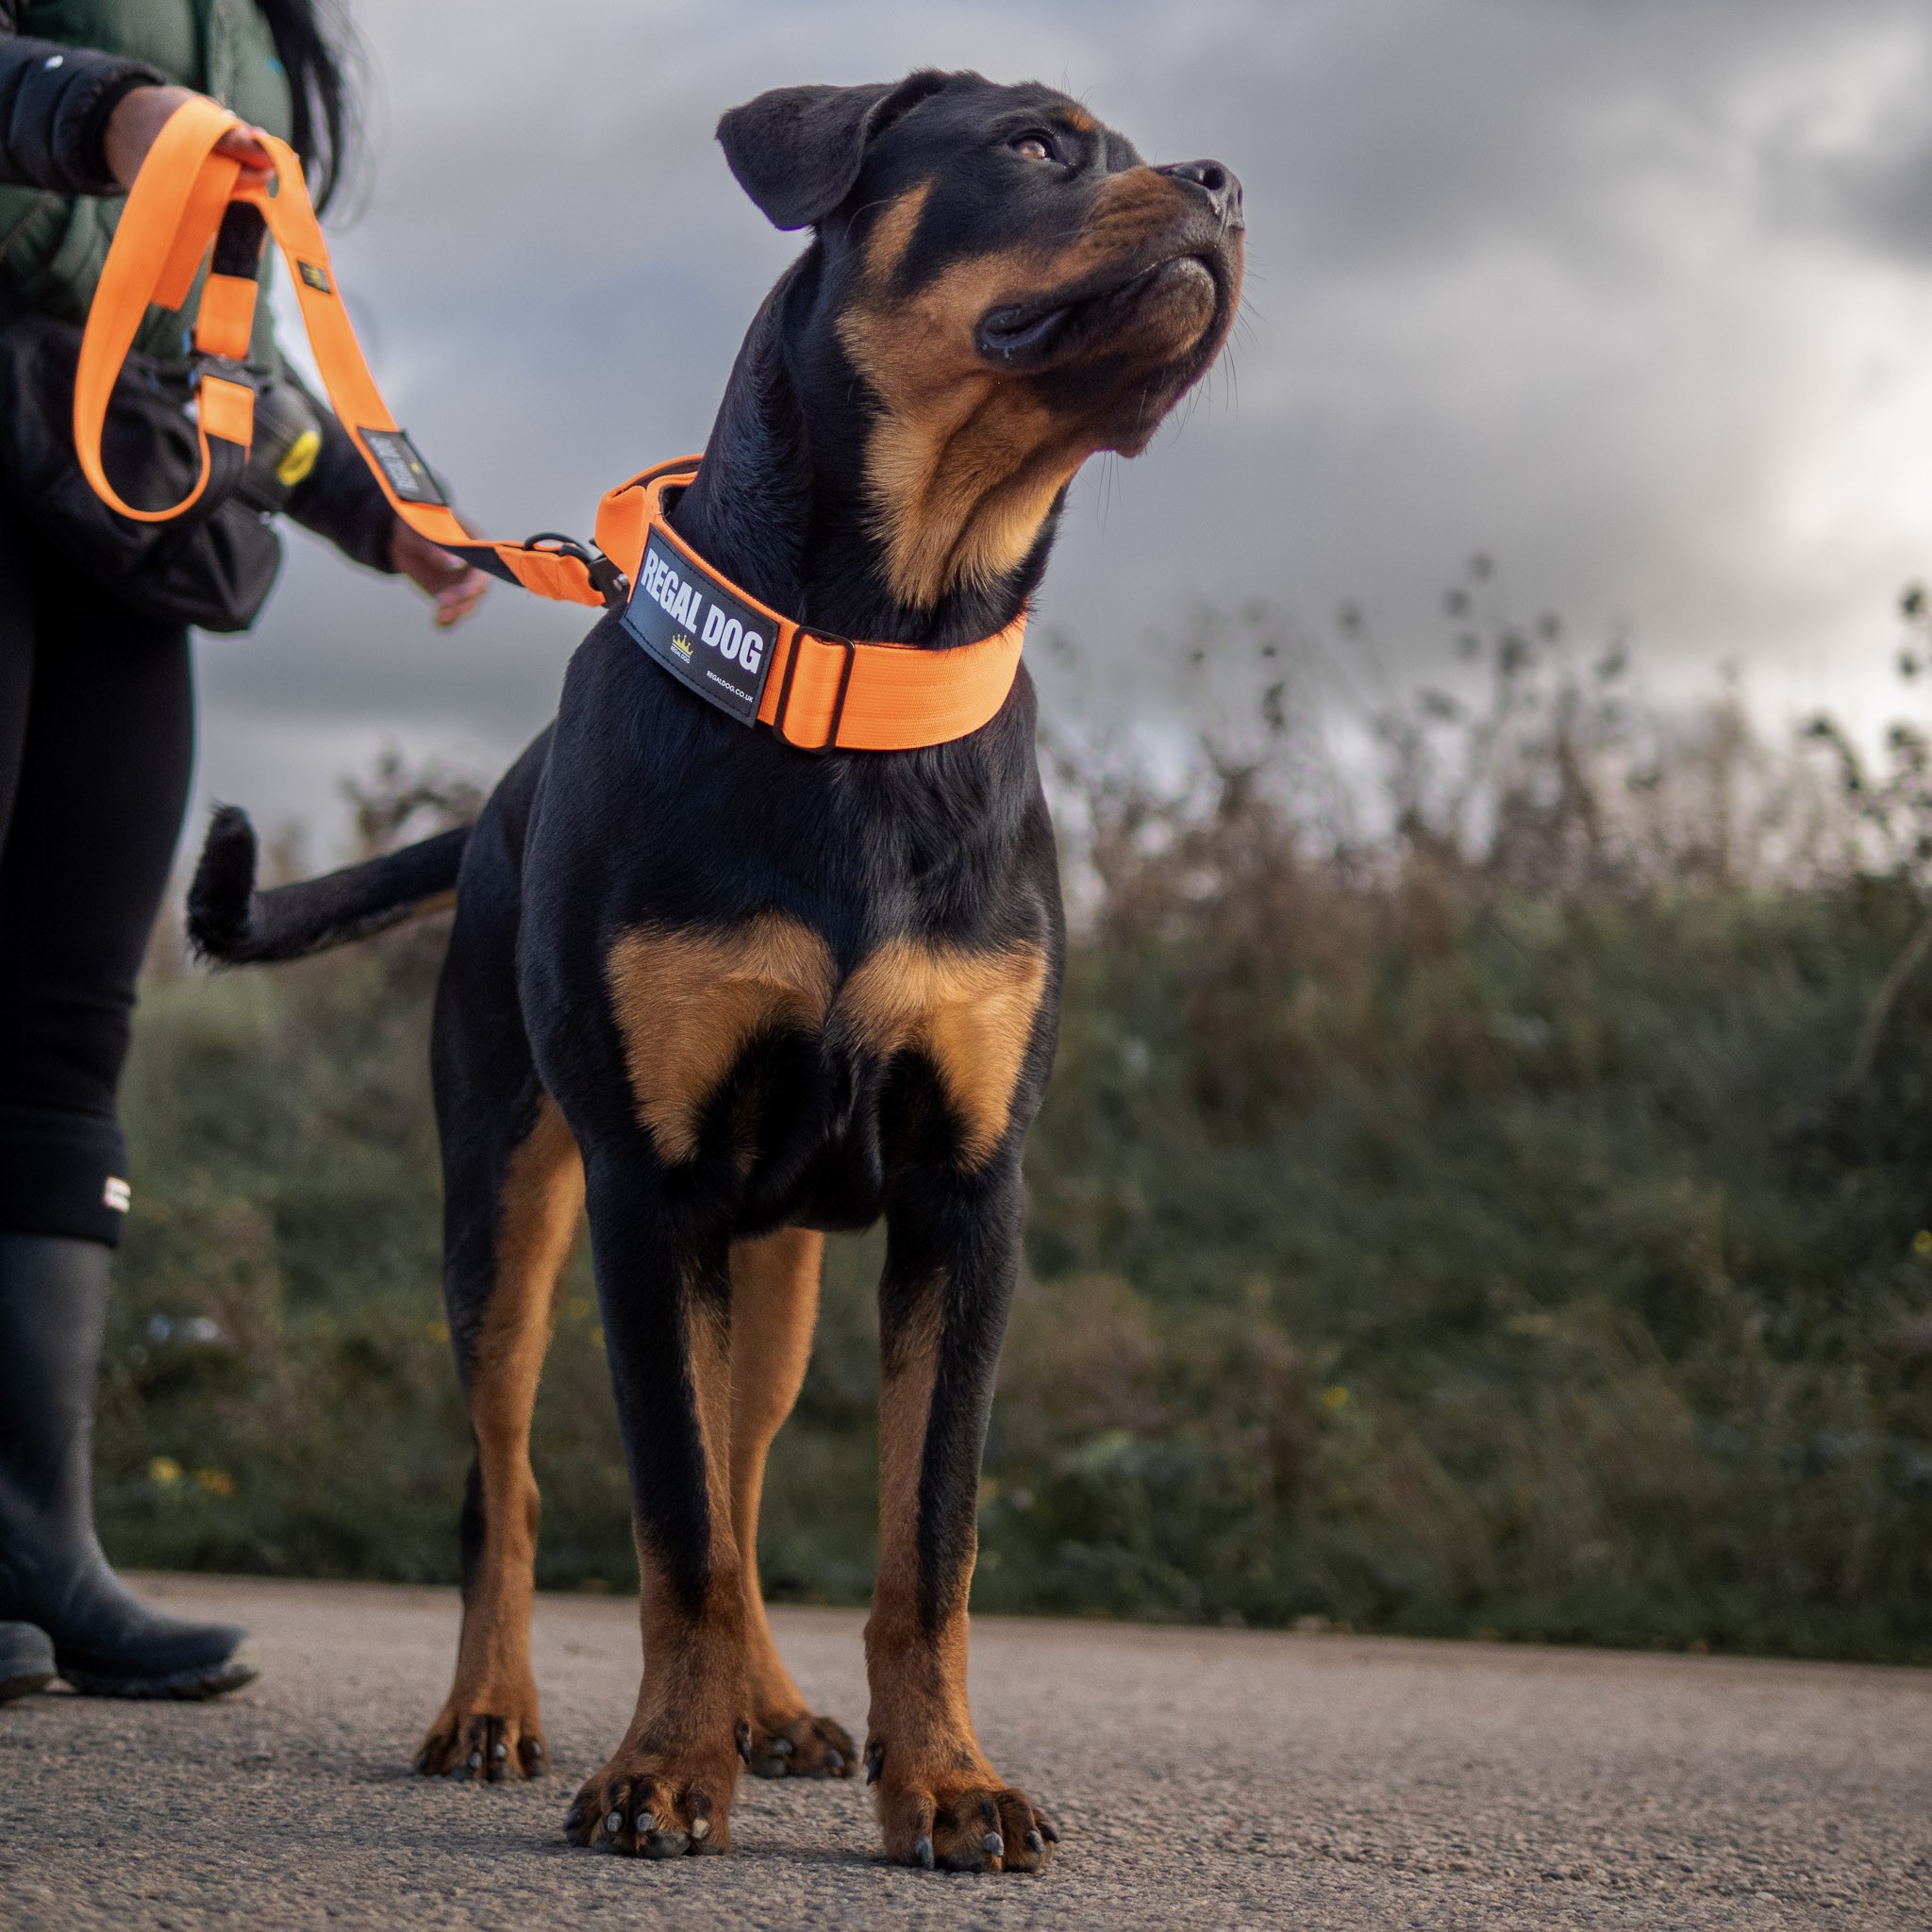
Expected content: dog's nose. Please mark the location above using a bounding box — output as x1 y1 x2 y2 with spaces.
1158 158 1243 227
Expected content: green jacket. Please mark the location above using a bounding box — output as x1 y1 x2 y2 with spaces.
0 0 290 371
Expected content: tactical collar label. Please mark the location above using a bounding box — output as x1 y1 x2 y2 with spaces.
620 526 775 725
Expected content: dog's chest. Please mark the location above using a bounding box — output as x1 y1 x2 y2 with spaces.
603 914 1046 1175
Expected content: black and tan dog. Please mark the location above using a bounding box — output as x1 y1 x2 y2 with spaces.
192 70 1241 1870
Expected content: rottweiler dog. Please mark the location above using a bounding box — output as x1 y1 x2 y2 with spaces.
192 69 1241 1870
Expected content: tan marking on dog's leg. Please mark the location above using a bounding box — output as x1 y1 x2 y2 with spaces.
419 1094 582 1780
731 1229 821 1719
568 1287 748 1853
864 1281 1049 1869
841 940 1049 1167
866 1288 978 1766
726 1228 856 1775
606 916 835 1163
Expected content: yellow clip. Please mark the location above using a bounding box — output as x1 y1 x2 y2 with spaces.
275 426 321 489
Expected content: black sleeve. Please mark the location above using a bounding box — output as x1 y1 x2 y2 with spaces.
0 26 162 196
282 379 400 575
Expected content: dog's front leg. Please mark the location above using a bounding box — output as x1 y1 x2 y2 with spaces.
865 1156 1058 1874
729 1227 858 1778
562 1145 745 1857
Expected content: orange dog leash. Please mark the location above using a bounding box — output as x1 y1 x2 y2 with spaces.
75 97 1026 752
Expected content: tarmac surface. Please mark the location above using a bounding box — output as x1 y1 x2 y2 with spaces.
1 1574 1927 1930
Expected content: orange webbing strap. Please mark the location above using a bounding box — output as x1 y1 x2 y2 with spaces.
75 98 246 521
761 610 1029 751
75 97 610 605
595 466 1028 752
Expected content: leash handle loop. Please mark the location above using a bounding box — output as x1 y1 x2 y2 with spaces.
76 98 612 606
75 96 246 522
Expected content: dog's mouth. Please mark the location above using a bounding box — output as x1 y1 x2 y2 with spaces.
974 253 1225 375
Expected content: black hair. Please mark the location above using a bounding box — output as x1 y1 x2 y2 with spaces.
255 0 357 215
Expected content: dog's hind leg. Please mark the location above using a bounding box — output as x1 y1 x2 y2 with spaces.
728 1227 857 1778
416 921 584 1782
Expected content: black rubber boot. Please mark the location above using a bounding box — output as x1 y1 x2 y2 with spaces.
0 1231 256 1698
0 1620 55 1701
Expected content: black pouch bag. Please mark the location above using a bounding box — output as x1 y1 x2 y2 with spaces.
0 296 319 633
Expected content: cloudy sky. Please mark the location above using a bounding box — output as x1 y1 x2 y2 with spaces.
198 0 1932 848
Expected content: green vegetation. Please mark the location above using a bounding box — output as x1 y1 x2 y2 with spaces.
98 589 1932 1662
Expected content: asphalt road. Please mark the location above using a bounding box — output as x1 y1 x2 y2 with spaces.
1 1574 1927 1931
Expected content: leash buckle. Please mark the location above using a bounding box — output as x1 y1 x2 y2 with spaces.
524 532 630 610
192 352 257 391
587 553 632 609
773 630 857 754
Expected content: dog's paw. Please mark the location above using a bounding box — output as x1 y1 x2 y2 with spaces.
872 1751 1058 1873
414 1707 548 1783
741 1707 856 1779
563 1744 738 1857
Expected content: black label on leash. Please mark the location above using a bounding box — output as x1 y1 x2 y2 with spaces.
357 426 447 507
621 528 775 726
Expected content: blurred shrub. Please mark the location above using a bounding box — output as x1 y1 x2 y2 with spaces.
95 584 1932 1661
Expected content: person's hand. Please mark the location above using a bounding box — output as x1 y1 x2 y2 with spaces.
391 518 491 628
104 84 272 192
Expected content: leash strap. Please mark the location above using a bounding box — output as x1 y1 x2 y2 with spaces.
77 97 1027 750
76 95 615 604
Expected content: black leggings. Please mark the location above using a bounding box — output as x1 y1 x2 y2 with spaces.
0 512 193 1244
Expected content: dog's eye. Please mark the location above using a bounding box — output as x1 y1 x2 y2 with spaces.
1009 134 1056 163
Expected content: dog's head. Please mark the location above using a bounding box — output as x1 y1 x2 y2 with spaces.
718 72 1244 610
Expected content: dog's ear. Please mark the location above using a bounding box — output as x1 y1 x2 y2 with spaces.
717 71 957 230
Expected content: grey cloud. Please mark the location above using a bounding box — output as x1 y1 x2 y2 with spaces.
197 0 1932 844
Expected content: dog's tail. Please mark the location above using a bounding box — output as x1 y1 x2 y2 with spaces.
188 805 472 966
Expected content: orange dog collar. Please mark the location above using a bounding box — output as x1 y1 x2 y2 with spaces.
593 462 1028 752
75 98 1027 754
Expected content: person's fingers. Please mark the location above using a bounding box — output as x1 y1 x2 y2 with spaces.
433 569 491 629
106 90 273 191
389 520 489 625
212 126 275 184
213 127 274 164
